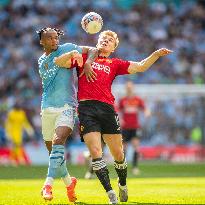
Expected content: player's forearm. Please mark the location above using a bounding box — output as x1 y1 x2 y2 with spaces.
87 48 98 64
54 50 78 68
81 46 91 54
128 52 159 74
81 46 98 64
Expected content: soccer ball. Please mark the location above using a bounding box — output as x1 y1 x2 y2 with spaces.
81 12 103 34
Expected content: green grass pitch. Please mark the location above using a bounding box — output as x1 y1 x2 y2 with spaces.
0 162 205 204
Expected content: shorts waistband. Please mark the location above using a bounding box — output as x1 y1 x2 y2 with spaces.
79 100 113 107
42 104 76 113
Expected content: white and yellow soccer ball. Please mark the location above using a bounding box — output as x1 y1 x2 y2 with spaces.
81 12 103 34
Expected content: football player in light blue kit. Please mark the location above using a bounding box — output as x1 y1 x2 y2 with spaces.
37 27 97 202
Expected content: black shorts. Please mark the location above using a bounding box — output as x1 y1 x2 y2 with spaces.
122 129 142 142
78 100 121 141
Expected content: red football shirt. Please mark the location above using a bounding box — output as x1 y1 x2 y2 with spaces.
119 96 145 129
76 54 130 105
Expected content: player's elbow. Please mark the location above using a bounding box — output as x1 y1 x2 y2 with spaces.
128 63 146 74
54 57 71 68
54 57 62 66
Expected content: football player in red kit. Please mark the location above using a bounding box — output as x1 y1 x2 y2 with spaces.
119 81 151 175
55 30 172 204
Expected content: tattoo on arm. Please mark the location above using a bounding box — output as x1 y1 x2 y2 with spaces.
81 46 90 54
87 48 99 63
80 46 99 63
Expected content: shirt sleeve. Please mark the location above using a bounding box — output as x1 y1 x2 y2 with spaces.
62 43 83 54
115 58 130 76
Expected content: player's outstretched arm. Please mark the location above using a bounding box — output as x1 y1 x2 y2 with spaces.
128 48 173 74
54 50 83 68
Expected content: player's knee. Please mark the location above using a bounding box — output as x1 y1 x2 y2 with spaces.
113 149 124 162
53 135 66 145
90 146 102 158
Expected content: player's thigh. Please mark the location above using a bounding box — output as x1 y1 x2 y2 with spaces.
94 101 121 134
131 129 141 148
79 117 101 141
83 132 103 158
78 103 101 141
55 106 76 137
103 134 124 161
101 112 121 134
41 111 57 141
100 109 124 160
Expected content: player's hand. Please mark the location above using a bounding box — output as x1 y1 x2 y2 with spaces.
144 109 151 118
154 48 173 57
79 61 97 82
72 51 83 67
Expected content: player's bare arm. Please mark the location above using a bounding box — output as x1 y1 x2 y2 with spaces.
128 48 173 74
55 46 98 82
54 50 83 68
80 46 99 82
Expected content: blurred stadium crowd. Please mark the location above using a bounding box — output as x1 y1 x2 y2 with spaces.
0 0 205 150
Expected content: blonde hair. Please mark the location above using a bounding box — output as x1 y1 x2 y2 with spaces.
99 30 119 49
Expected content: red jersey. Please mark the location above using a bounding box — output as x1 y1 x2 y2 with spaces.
77 54 130 105
119 96 145 129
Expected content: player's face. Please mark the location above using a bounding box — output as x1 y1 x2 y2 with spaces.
126 81 134 96
40 31 59 51
97 34 116 53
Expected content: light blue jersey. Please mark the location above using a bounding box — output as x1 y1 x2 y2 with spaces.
38 43 82 109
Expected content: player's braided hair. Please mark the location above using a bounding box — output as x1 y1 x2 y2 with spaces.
36 27 64 40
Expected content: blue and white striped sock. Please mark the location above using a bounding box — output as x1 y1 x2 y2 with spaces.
59 159 72 186
47 145 65 178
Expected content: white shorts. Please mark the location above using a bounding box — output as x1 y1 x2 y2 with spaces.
41 104 76 141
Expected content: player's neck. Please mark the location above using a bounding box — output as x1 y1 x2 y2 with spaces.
98 51 111 58
44 49 52 56
44 48 57 56
127 93 134 98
